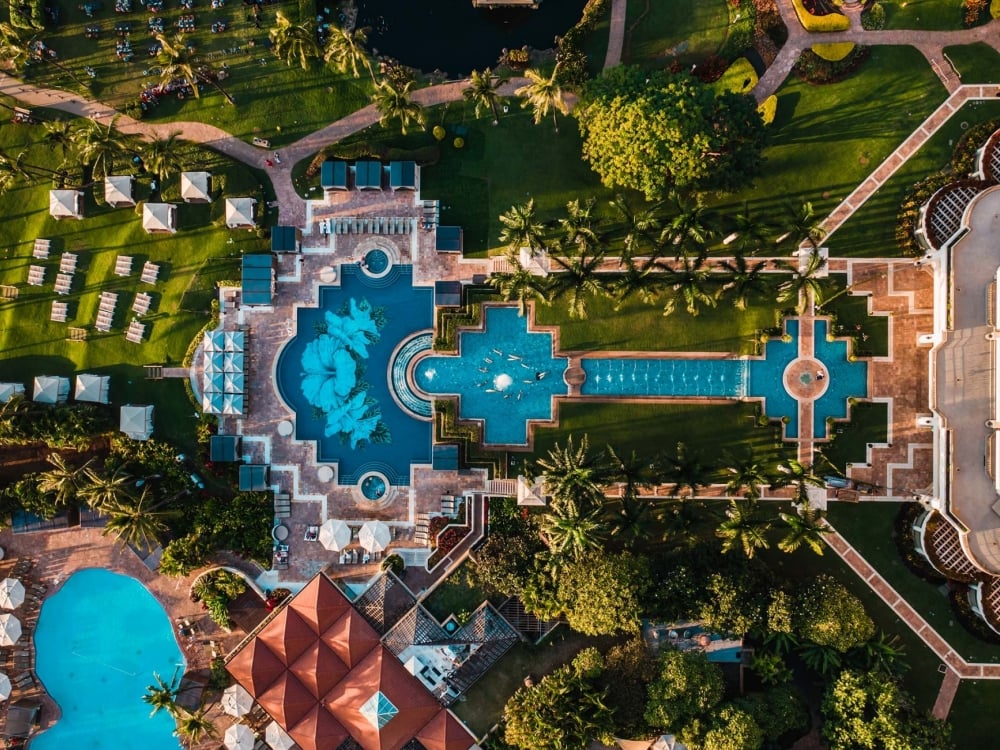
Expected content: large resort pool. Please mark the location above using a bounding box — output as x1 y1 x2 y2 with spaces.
32 569 184 750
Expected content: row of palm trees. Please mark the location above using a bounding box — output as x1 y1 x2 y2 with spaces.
489 194 831 320
143 669 216 748
533 436 832 564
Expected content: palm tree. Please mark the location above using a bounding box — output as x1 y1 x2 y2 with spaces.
143 668 181 718
269 11 320 69
663 192 718 253
371 79 425 135
498 198 545 257
719 253 768 311
155 34 235 105
661 252 719 317
463 67 508 124
142 132 186 181
41 121 74 163
716 498 771 558
323 23 374 81
847 632 909 676
725 201 773 256
515 65 570 133
778 500 831 556
723 447 771 500
608 193 663 267
605 445 652 504
609 263 664 310
606 446 654 543
0 394 32 442
534 435 607 510
175 705 217 748
797 641 841 677
540 498 607 560
37 453 91 507
0 147 68 182
487 260 547 317
771 457 826 503
72 116 139 181
0 23 89 88
777 199 825 250
558 197 602 254
101 486 178 549
776 249 828 312
79 465 133 513
545 241 606 320
655 442 712 498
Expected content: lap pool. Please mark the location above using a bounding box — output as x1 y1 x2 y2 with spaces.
32 569 184 750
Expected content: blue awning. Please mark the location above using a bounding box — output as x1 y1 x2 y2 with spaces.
436 226 462 253
210 435 240 462
389 160 416 190
241 254 272 305
355 161 383 190
321 161 348 190
239 464 269 491
271 225 298 252
435 280 462 307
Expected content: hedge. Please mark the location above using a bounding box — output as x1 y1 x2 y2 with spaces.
757 95 778 126
9 0 45 31
811 42 856 62
994 0 1000 18
791 0 850 31
713 57 758 96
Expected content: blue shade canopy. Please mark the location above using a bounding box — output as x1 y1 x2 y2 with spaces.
321 161 348 190
242 254 273 305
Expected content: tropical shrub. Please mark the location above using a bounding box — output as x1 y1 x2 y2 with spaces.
964 0 990 26
713 57 759 95
191 570 247 630
811 42 856 62
791 0 850 31
862 1 886 29
794 45 871 83
9 0 45 30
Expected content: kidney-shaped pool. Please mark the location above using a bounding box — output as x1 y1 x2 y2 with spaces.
32 568 185 750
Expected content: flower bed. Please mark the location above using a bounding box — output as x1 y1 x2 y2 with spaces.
791 0 850 31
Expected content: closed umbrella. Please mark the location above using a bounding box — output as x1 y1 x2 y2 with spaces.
265 721 296 750
318 519 351 552
0 671 10 702
0 614 21 646
221 683 254 718
359 521 391 553
224 723 255 750
0 579 24 610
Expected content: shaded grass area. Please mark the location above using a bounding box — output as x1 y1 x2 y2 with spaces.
535 288 783 353
819 274 889 358
817 401 888 473
826 502 1000 663
624 0 730 67
422 562 499 622
948 680 1000 747
943 43 1000 84
881 0 973 30
715 47 946 237
10 1 372 146
531 401 787 479
0 112 266 450
827 99 1000 257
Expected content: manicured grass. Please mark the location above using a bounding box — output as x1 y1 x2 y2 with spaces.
943 43 1000 83
818 401 888 472
948 680 1000 746
826 503 1000 663
13 2 372 147
820 274 889 358
624 0 730 67
535 289 783 354
0 112 267 451
422 562 499 622
881 0 973 30
827 100 1000 257
531 401 787 479
715 47 947 233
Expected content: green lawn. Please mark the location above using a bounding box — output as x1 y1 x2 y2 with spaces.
0 113 267 451
820 274 889 358
826 503 1000 663
422 562 499 622
623 0 730 67
817 401 889 472
881 0 976 30
947 680 1000 746
827 100 1000 257
943 43 1000 83
714 47 947 232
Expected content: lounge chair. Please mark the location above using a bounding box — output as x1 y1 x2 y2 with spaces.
114 255 133 276
54 273 73 295
132 292 152 315
50 301 68 322
59 253 77 274
26 265 45 286
32 239 51 259
140 261 160 285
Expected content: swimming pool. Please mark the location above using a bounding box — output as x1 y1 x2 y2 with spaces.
581 358 749 398
32 569 184 750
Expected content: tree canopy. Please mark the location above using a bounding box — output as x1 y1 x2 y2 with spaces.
555 551 650 636
645 648 725 732
576 66 767 199
795 574 874 652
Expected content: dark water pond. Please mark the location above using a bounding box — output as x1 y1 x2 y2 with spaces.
356 0 588 76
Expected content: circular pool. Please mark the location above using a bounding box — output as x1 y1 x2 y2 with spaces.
361 248 392 279
33 569 184 750
360 472 388 501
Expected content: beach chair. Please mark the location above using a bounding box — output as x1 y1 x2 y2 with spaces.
32 239 51 259
140 261 160 285
54 273 73 295
114 255 133 276
26 265 45 286
132 292 151 315
59 253 77 274
50 301 68 322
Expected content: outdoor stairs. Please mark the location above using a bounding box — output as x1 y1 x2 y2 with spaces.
486 478 517 497
144 365 163 380
415 513 430 545
273 492 291 519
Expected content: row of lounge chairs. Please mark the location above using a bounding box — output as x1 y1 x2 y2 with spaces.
95 291 118 332
318 217 415 235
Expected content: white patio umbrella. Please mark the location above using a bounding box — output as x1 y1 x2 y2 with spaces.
319 519 351 552
265 721 296 750
224 723 255 750
220 683 254 718
0 613 21 646
0 578 24 610
358 521 391 553
0 671 11 702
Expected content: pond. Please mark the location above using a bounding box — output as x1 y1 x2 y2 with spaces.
357 0 589 75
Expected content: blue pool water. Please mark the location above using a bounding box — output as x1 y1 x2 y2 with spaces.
33 569 184 750
581 358 749 398
747 319 802 438
415 306 568 445
361 474 387 500
812 321 868 437
276 264 433 484
364 249 390 274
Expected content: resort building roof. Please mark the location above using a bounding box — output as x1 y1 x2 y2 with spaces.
241 253 273 305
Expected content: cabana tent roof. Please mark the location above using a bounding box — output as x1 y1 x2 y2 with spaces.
435 226 462 253
142 202 177 233
388 161 416 191
210 435 241 462
75 373 110 404
33 375 70 404
0 382 25 403
105 175 135 207
355 161 383 190
120 404 154 440
180 171 212 202
239 464 269 491
242 254 273 305
225 198 256 229
321 161 348 190
271 225 298 253
49 189 83 219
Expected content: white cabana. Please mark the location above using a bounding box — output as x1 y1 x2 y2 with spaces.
223 723 255 750
120 404 154 441
220 683 254 718
180 171 211 203
225 198 256 229
0 579 24 610
359 521 391 553
0 671 10 702
224 331 245 352
33 375 70 404
0 614 21 646
49 189 83 220
0 383 24 403
142 202 178 234
221 394 244 415
264 721 295 750
517 474 549 506
318 519 351 552
104 175 135 207
75 373 110 404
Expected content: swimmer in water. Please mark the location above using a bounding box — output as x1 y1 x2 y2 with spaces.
492 348 503 356
478 367 488 373
508 354 521 361
484 357 493 364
